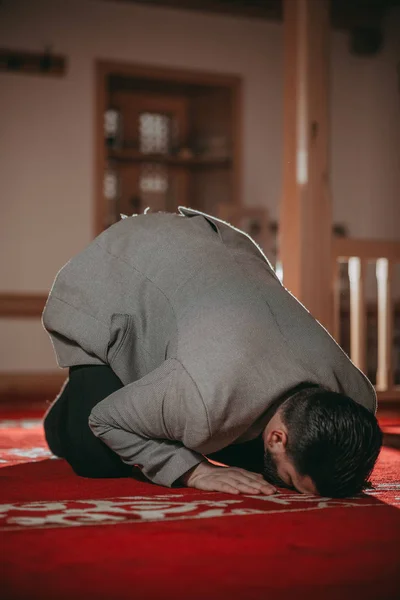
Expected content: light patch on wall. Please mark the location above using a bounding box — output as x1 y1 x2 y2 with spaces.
296 149 308 185
0 319 58 371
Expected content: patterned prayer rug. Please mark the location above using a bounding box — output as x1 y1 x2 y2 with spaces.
1 410 399 600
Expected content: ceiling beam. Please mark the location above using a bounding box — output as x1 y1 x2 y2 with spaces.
107 0 396 29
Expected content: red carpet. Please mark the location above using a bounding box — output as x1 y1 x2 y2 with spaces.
1 410 400 600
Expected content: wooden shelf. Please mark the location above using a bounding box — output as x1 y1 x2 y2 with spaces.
107 149 232 168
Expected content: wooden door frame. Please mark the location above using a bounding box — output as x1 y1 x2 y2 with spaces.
94 60 243 237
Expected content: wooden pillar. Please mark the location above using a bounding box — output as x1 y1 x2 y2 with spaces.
376 258 393 392
279 0 332 332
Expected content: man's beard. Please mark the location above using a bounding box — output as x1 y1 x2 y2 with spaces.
263 447 292 489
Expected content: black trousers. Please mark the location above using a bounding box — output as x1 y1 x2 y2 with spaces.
44 364 264 480
44 365 133 478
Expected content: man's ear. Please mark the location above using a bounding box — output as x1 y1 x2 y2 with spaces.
267 429 288 454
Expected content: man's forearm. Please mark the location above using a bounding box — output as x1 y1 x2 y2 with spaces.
89 401 206 488
86 359 212 488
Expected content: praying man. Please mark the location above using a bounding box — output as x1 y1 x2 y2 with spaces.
42 207 382 498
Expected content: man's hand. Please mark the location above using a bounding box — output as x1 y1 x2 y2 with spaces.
181 461 277 495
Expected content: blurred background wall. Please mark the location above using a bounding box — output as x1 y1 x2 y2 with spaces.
0 0 399 374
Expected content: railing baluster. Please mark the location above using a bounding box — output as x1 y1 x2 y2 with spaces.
332 257 341 343
348 257 366 373
333 238 400 402
376 258 393 392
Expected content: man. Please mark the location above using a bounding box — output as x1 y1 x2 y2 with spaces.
42 207 382 498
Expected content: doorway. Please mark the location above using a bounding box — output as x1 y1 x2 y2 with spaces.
95 61 242 235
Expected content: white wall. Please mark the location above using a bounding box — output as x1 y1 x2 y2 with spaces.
0 0 399 371
331 11 400 239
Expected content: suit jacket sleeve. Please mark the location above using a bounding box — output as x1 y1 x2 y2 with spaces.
88 359 209 488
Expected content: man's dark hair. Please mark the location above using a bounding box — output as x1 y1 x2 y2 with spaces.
269 386 383 498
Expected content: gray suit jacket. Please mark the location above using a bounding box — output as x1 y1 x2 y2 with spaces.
42 206 377 487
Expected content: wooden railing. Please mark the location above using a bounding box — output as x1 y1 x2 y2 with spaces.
0 293 46 318
332 238 400 401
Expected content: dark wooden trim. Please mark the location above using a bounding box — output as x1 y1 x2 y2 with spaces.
333 238 400 262
383 432 400 449
377 390 400 402
232 73 242 209
0 293 47 318
339 299 400 319
121 0 283 20
107 0 390 31
94 62 107 237
108 149 232 167
0 371 67 402
96 60 242 88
